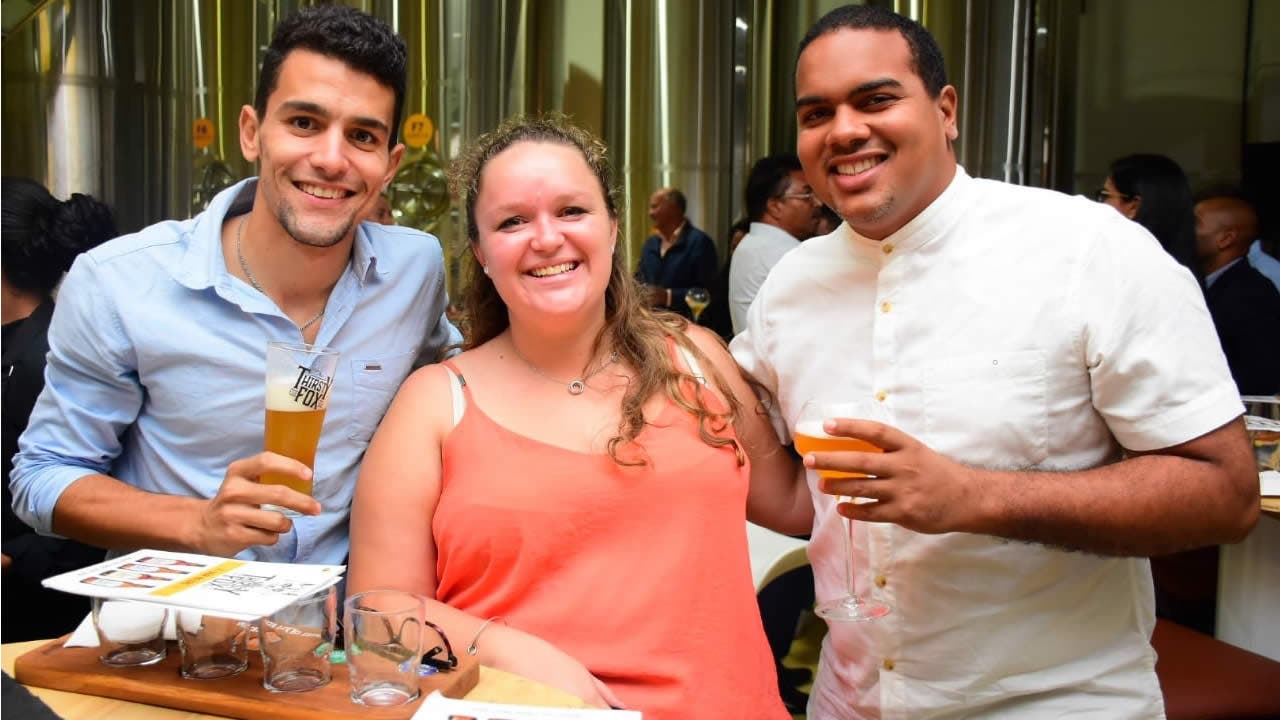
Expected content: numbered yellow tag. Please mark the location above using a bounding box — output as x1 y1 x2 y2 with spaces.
192 118 216 149
402 113 434 149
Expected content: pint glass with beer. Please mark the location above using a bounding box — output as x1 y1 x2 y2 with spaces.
262 341 340 515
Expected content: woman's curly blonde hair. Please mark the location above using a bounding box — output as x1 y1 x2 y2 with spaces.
448 114 746 467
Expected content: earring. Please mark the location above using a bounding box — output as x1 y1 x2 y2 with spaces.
482 266 491 276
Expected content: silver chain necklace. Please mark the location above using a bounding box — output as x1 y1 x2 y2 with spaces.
509 340 619 395
236 216 325 333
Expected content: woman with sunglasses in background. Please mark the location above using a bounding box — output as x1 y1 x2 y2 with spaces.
1098 153 1202 285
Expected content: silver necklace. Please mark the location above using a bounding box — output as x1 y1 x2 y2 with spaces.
236 216 325 333
509 341 619 395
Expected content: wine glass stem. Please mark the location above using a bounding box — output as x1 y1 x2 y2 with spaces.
843 510 859 604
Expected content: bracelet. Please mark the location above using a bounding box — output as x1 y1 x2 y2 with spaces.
467 616 507 656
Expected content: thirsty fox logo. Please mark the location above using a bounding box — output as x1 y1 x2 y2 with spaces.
289 366 333 409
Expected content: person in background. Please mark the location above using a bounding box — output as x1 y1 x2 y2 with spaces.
1195 194 1280 395
364 193 396 225
1197 188 1280 294
814 204 842 236
635 187 719 321
1099 153 1202 283
704 217 752 341
10 5 459 565
728 216 752 256
349 115 810 718
732 5 1258 717
1 178 115 642
729 153 821 334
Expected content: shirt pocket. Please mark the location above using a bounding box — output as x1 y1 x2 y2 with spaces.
922 349 1048 468
346 350 417 442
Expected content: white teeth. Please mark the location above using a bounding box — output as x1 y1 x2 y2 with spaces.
836 157 883 176
529 262 577 278
298 183 347 199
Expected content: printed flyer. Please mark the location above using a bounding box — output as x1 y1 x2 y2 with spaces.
43 549 343 620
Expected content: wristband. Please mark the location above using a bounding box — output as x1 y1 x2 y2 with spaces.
466 616 507 656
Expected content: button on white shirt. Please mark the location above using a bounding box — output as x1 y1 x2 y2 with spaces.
732 167 1242 719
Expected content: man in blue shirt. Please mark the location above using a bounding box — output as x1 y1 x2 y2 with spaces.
10 5 459 566
635 187 720 321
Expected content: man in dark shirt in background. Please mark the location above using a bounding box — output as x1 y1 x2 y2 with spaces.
636 187 719 322
1195 194 1280 395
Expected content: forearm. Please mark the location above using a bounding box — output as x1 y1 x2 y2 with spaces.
965 452 1258 556
52 474 206 552
749 459 813 536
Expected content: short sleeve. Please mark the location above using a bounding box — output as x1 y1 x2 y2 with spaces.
1072 214 1243 451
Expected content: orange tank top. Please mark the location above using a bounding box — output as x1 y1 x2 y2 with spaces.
434 359 788 720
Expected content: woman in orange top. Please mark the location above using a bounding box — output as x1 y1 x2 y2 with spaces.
348 115 810 717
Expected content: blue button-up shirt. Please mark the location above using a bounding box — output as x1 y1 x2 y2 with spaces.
10 179 460 565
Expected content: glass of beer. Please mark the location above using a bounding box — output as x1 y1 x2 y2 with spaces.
684 287 710 323
261 341 340 516
794 399 892 622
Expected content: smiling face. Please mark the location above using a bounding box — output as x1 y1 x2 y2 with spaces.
240 49 404 248
795 29 957 240
471 140 618 327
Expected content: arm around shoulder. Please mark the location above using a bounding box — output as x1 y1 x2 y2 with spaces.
684 325 811 536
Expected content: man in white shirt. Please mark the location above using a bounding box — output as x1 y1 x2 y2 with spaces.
728 153 821 334
731 5 1260 719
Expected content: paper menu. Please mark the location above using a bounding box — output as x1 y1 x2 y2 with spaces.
414 691 642 719
42 549 344 621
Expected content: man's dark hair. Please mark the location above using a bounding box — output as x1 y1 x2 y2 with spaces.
665 188 687 215
253 4 407 145
744 153 803 222
797 5 948 98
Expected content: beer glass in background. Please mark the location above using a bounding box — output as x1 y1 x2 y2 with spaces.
1243 395 1280 472
685 287 710 323
261 341 340 515
794 399 892 622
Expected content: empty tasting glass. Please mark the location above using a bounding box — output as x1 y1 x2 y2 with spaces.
344 590 425 707
92 599 168 667
260 586 337 693
176 611 250 680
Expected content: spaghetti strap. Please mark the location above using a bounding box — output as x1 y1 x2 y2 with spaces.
439 359 469 427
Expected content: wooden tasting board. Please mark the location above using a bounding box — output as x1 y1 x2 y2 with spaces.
13 636 479 719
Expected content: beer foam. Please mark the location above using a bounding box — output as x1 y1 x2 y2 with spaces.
267 381 320 412
795 419 834 439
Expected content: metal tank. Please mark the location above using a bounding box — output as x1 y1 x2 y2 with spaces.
2 0 194 233
3 0 1067 284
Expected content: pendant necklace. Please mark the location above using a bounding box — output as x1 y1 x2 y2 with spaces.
509 340 619 396
236 216 326 332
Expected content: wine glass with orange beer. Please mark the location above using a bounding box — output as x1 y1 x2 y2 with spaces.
794 399 892 622
260 341 340 516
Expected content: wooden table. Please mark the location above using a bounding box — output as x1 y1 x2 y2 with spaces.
2 640 586 719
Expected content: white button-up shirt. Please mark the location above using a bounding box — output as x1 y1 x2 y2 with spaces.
731 167 1242 719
